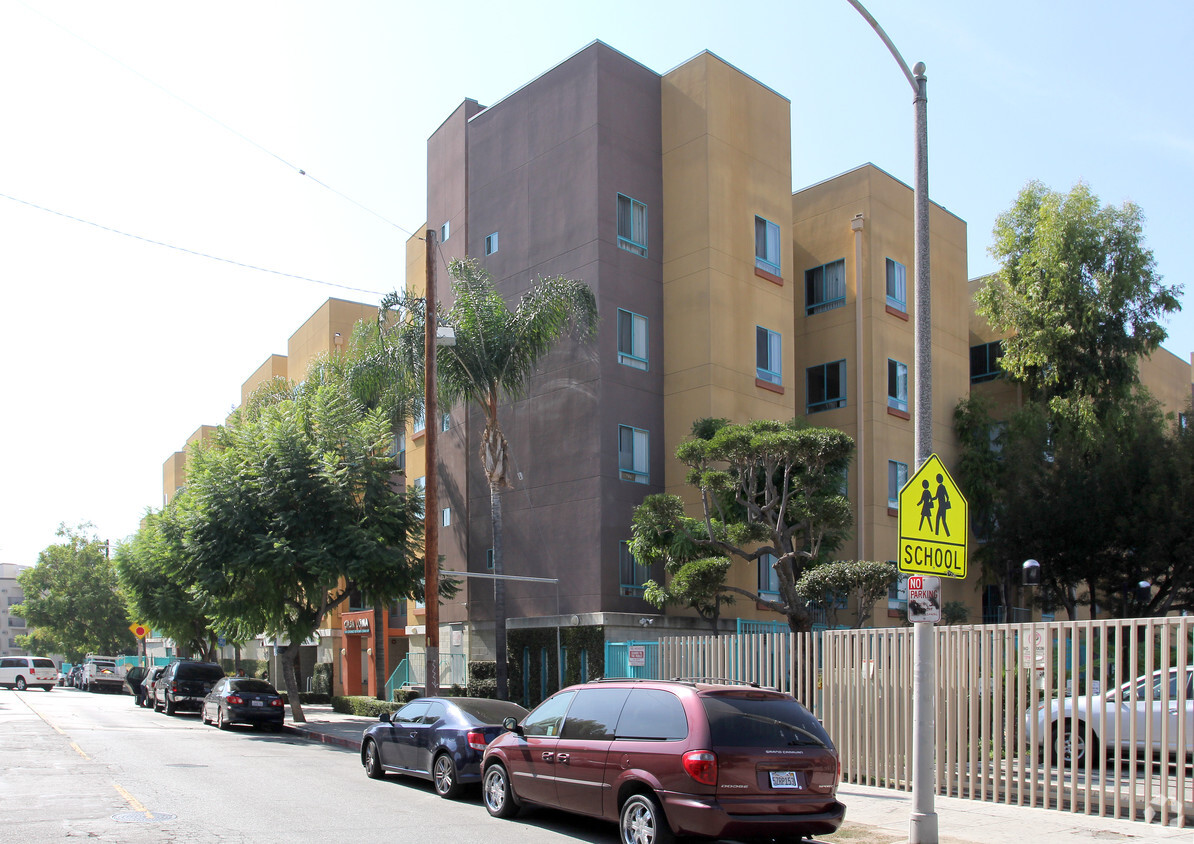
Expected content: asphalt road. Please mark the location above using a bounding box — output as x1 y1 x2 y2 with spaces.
0 686 624 844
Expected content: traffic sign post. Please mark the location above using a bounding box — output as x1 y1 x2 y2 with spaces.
898 454 967 579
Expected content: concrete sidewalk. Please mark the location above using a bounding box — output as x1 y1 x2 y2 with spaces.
282 705 1191 843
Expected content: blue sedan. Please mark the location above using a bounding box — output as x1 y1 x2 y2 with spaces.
361 696 528 798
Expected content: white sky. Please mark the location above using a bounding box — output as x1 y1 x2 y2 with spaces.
2 0 1191 566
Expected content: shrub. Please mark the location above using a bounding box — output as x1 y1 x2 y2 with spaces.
333 695 401 717
312 662 334 695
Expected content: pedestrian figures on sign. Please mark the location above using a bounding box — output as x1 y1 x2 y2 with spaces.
917 480 934 530
934 474 951 537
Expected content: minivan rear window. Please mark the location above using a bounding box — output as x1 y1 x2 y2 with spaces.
701 693 832 748
33 659 56 669
615 689 688 741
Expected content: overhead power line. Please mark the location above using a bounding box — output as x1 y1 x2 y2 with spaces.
18 0 417 238
1 192 389 297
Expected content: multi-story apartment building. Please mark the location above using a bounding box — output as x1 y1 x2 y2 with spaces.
394 42 978 681
157 42 1191 697
0 563 31 657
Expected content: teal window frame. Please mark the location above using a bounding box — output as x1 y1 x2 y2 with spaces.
617 308 648 370
757 553 780 597
887 359 908 412
805 259 846 315
886 258 907 311
617 194 647 257
618 425 649 484
888 460 908 509
970 341 1003 383
485 231 498 255
806 360 847 413
619 541 649 592
754 215 781 275
756 326 782 385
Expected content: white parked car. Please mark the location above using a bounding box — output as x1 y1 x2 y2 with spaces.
1026 666 1193 766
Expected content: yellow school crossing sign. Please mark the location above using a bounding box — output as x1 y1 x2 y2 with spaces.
898 454 967 579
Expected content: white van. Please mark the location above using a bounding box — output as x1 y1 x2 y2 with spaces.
0 656 58 691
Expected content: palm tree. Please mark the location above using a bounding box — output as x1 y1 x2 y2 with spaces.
400 258 597 699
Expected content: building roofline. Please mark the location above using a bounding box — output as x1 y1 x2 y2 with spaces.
661 49 791 104
794 162 965 224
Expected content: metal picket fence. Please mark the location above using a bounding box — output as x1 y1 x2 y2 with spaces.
646 616 1191 828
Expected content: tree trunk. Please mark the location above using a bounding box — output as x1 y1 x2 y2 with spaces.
492 481 508 701
373 601 386 700
279 644 306 723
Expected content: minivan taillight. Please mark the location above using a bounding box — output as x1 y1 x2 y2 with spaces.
682 750 718 786
467 731 488 751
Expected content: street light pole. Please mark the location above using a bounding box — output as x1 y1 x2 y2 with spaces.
844 4 936 842
424 229 440 698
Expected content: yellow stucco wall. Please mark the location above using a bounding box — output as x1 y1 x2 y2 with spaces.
286 299 378 383
240 354 288 408
661 53 796 619
791 164 972 625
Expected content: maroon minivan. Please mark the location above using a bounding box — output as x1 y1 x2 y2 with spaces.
481 678 844 843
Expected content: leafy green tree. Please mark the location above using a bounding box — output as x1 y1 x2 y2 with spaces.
630 418 854 634
115 501 219 660
14 523 137 661
179 380 425 722
795 560 897 628
307 317 421 699
392 258 598 700
976 181 1181 429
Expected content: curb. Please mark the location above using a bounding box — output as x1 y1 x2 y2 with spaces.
284 724 362 752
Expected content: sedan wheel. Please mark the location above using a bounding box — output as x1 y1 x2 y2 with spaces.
216 707 228 730
482 764 519 818
1055 719 1099 768
364 740 385 779
620 793 674 844
433 753 463 799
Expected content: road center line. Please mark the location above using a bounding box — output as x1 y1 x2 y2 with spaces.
112 782 154 819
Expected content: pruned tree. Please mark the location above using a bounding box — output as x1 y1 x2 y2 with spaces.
795 559 897 628
631 418 854 634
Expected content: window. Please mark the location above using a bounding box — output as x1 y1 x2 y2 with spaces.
886 258 907 310
617 309 648 370
412 476 426 491
485 231 498 255
615 689 688 740
887 359 908 412
618 425 649 483
805 259 846 315
617 194 647 257
442 508 451 527
620 542 649 592
757 553 780 596
970 341 1003 383
806 360 847 413
1181 413 1189 431
561 687 631 740
523 690 575 737
441 412 451 432
755 215 781 275
486 548 494 570
395 432 406 472
440 220 450 243
888 460 908 509
756 326 782 386
413 410 425 434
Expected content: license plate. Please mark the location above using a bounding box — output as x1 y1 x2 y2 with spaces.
251 700 264 707
769 771 800 789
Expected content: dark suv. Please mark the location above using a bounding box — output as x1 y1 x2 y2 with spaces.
153 661 225 716
481 678 844 842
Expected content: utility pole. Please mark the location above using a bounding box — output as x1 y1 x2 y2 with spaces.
424 229 439 698
844 3 937 842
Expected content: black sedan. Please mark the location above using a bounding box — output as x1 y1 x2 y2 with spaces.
201 677 285 731
361 696 528 798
